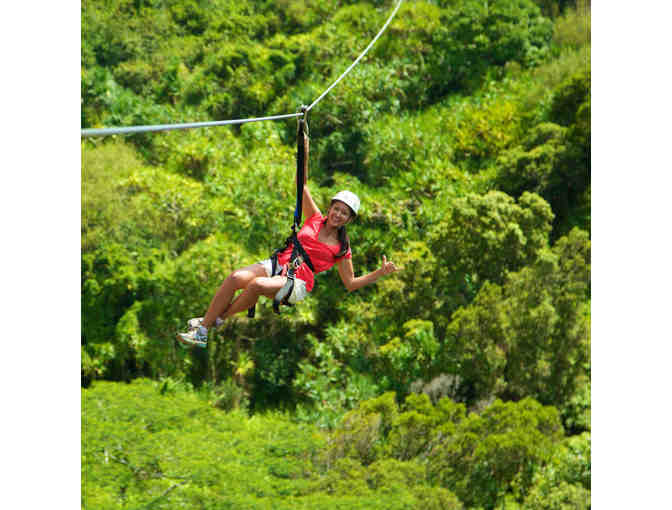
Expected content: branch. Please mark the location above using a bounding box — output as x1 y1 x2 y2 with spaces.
143 480 188 509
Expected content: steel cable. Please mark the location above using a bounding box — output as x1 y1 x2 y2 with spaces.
80 0 402 138
81 113 303 138
306 0 402 113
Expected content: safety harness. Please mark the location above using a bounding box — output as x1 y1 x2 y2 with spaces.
247 106 315 318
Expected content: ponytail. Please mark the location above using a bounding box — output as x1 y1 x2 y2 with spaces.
336 226 350 258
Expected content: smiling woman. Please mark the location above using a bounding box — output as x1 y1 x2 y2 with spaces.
177 126 399 349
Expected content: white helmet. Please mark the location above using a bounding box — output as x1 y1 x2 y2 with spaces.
332 190 360 216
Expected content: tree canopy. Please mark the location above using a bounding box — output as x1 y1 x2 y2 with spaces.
82 1 591 507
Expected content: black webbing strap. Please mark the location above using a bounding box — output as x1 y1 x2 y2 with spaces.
246 230 316 318
279 231 316 273
294 106 308 230
247 107 311 319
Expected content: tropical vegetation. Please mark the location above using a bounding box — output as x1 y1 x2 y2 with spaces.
82 1 591 508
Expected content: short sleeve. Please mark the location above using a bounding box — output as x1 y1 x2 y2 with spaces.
305 212 324 227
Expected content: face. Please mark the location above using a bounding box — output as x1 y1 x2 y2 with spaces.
327 200 353 227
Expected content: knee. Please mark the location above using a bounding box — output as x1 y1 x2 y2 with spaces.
226 270 249 289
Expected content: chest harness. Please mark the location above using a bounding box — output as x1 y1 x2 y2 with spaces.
248 107 315 318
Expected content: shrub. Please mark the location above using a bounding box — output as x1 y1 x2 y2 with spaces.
495 122 568 198
522 432 591 508
428 398 564 509
82 243 167 377
293 330 380 428
325 392 398 465
523 481 590 509
428 0 553 95
445 228 590 406
552 0 591 49
453 99 522 169
387 393 466 461
377 320 440 394
430 190 554 288
495 63 590 239
561 375 591 434
82 140 144 251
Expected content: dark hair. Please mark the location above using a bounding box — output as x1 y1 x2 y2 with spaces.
336 225 350 258
326 201 353 257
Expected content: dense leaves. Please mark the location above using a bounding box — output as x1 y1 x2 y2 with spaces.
82 0 590 506
84 380 588 509
445 228 590 408
83 380 470 509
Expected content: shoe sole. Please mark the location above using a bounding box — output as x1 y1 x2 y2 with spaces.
176 333 207 349
176 334 192 348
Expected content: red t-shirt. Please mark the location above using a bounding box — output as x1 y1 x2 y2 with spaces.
276 212 352 292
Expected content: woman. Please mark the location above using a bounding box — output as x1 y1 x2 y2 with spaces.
177 154 399 348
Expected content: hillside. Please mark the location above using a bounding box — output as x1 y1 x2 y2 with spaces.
82 1 590 507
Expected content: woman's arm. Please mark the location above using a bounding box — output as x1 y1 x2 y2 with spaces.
337 255 399 292
302 186 321 220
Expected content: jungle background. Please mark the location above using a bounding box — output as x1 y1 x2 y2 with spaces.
77 0 593 508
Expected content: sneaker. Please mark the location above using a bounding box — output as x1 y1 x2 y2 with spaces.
177 328 208 349
187 317 203 330
189 317 224 330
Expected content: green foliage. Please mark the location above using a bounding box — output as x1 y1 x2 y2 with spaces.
362 106 459 191
81 141 143 251
82 141 218 253
495 63 590 239
294 330 380 428
319 392 576 509
552 0 591 49
83 380 465 509
452 98 522 169
157 126 244 180
495 121 568 198
326 391 398 465
84 379 317 508
522 433 591 509
428 0 553 95
378 319 439 393
82 243 167 378
445 281 510 400
430 190 554 288
549 68 590 127
523 481 590 509
387 393 466 460
82 2 591 503
428 398 564 509
446 228 590 407
560 375 590 434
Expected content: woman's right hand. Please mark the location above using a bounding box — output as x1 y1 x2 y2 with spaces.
379 255 399 276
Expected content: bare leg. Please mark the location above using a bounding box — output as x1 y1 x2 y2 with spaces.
221 276 287 319
202 264 268 327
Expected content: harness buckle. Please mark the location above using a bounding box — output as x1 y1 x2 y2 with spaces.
292 255 303 270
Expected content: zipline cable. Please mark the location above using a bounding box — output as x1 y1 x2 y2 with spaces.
305 0 402 113
80 113 303 138
80 0 403 138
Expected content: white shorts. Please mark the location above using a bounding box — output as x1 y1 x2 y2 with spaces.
258 259 309 305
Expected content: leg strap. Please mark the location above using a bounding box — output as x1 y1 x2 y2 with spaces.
273 271 295 314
